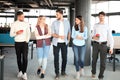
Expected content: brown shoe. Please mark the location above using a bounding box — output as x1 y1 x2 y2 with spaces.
99 78 103 80
55 74 59 80
92 74 96 79
61 72 67 77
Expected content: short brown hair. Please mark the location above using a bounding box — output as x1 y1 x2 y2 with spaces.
56 8 63 14
16 11 23 16
98 11 106 16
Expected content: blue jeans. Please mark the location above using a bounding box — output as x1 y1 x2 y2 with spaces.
73 44 86 71
37 40 50 71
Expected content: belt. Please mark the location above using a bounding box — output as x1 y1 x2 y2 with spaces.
94 41 107 44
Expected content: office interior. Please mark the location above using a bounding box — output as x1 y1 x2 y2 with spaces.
0 0 120 80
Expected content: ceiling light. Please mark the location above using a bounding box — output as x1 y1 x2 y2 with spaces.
29 3 39 7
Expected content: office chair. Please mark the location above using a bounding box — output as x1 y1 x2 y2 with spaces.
107 46 119 63
107 53 119 63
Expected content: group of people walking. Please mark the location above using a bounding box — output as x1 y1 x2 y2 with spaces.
10 8 114 80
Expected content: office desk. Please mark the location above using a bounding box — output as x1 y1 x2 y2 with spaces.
0 43 13 80
0 42 34 59
0 43 14 55
113 36 120 71
107 33 120 71
0 55 5 80
0 42 33 80
113 48 119 71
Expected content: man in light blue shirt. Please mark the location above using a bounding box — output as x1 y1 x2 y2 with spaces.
51 8 71 79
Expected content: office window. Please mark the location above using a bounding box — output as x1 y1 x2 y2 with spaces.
91 1 120 33
109 16 120 33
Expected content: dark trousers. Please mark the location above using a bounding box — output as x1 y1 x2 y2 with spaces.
15 42 28 74
91 42 107 79
53 43 67 75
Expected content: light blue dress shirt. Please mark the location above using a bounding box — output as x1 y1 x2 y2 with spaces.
51 19 71 46
72 26 88 46
92 23 114 49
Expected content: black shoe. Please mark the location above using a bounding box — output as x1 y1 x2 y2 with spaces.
99 78 103 80
40 73 44 78
37 69 41 75
55 74 59 80
61 72 67 77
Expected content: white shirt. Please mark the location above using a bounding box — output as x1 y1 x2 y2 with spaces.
92 23 114 49
58 21 65 43
35 26 51 40
10 20 30 42
41 27 44 35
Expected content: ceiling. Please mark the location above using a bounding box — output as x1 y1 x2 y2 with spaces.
0 0 118 11
0 0 74 10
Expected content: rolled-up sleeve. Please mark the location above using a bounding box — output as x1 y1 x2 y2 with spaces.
107 28 114 49
91 25 96 38
67 21 71 33
83 27 88 40
71 26 76 39
51 22 55 34
26 24 31 42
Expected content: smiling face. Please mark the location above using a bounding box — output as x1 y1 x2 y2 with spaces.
99 14 105 22
18 14 24 21
56 12 63 20
75 18 81 25
38 16 46 24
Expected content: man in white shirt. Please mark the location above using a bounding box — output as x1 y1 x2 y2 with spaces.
10 11 30 80
91 11 114 80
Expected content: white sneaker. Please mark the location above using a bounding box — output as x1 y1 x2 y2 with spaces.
22 73 27 80
76 72 80 80
17 71 23 78
80 69 85 76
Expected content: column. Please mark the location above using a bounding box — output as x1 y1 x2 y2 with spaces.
69 4 75 47
75 0 91 66
14 9 19 21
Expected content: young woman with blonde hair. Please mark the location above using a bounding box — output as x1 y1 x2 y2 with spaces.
35 15 51 79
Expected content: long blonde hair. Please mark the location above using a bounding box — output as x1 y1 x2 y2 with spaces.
36 15 48 31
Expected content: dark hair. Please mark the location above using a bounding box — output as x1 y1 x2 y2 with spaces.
74 15 84 33
98 11 106 16
16 11 23 16
112 30 115 34
38 15 44 17
56 8 63 14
